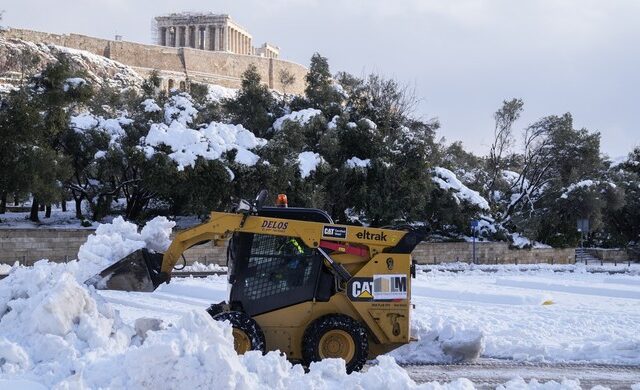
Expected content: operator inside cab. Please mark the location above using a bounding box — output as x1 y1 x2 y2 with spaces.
271 193 307 287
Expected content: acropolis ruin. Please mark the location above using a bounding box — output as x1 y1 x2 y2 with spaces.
154 13 280 59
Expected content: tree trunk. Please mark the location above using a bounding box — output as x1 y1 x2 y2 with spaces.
61 199 67 212
45 204 52 218
14 196 19 206
30 199 39 222
75 197 83 219
0 192 7 214
39 203 45 212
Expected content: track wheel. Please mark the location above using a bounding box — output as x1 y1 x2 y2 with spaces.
302 314 368 373
212 311 266 355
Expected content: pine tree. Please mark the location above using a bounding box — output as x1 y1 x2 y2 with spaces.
305 53 341 117
224 64 279 138
0 90 40 214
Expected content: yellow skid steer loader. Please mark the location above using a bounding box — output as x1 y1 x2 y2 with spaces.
86 191 425 372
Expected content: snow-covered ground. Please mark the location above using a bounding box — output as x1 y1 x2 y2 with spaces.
97 265 640 366
1 218 639 389
0 202 98 229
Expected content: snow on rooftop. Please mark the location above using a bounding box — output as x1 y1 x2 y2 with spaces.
273 108 322 131
432 167 490 210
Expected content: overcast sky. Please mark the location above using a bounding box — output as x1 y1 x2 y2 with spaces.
3 0 639 158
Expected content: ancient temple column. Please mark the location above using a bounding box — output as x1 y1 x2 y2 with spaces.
200 26 206 50
233 29 237 53
220 26 225 51
159 27 166 46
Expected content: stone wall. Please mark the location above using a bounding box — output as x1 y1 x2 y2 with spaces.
1 229 576 266
412 242 575 265
586 248 632 262
2 28 308 94
0 229 226 266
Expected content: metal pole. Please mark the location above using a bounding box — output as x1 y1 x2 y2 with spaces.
472 229 476 265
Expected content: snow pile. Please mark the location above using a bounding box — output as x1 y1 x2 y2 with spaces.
183 262 228 272
77 216 175 281
144 121 266 170
297 151 324 178
0 262 134 386
141 98 162 113
499 378 583 389
432 167 490 210
0 265 472 389
207 84 238 102
273 108 322 131
389 317 484 364
346 157 371 169
511 233 552 249
57 314 471 390
0 263 14 275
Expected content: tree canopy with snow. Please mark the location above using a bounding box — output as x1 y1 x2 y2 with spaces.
0 43 638 248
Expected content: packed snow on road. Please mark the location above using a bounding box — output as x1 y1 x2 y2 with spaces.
0 218 639 389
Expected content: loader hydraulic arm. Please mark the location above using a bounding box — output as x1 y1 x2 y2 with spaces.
160 212 244 275
159 210 412 281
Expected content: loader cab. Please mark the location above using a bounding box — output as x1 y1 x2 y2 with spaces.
226 207 335 317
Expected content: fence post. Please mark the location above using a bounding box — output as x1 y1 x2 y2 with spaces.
433 256 436 265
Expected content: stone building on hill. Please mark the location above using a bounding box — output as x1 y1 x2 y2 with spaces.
154 13 280 59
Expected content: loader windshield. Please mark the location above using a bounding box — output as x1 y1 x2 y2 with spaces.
228 232 325 316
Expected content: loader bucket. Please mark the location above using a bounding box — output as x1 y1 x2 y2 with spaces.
84 249 165 292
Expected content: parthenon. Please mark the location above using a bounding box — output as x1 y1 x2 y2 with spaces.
154 13 280 59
